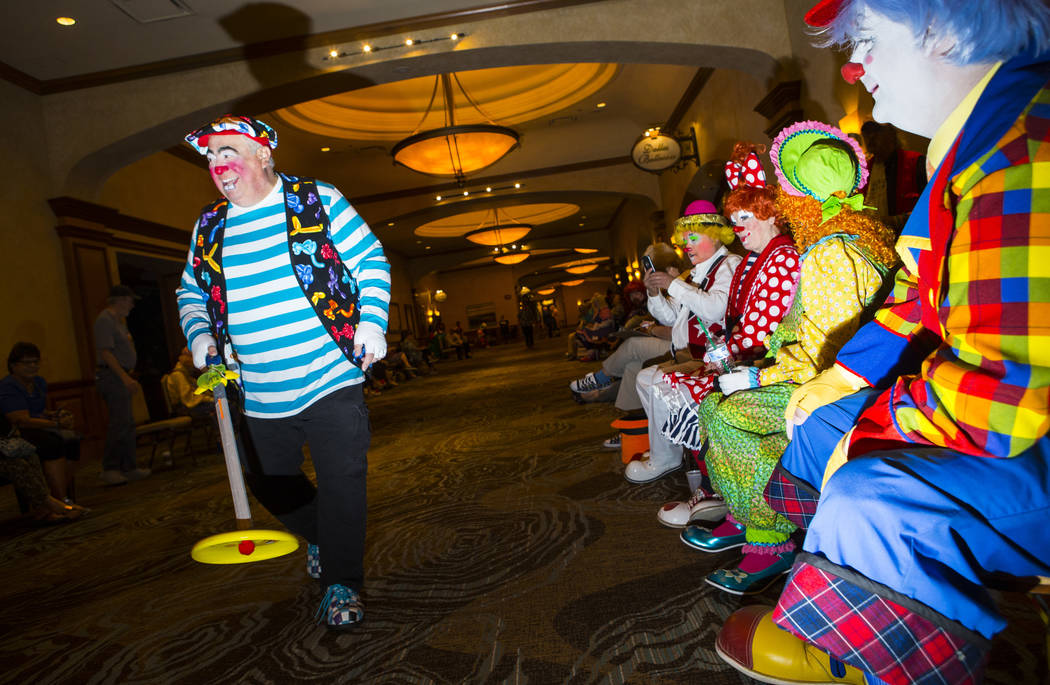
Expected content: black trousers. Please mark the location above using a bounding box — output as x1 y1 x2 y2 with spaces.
239 384 370 591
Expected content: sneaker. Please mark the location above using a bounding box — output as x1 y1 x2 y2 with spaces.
602 434 621 449
570 372 612 393
123 467 151 481
316 584 364 630
307 544 322 579
657 487 728 528
99 470 129 486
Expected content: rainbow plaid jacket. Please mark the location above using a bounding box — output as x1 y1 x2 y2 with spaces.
835 53 1050 459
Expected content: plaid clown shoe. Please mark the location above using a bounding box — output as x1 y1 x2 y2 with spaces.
716 605 865 684
307 543 321 580
316 584 364 630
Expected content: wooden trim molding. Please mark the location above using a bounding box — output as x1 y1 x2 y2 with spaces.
3 0 609 95
49 197 190 246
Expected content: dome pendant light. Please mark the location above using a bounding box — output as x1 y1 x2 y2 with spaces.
392 73 519 182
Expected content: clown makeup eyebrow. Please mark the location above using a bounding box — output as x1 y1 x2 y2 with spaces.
206 145 241 161
731 210 754 225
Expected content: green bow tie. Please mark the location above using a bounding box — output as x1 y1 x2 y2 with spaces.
820 193 875 223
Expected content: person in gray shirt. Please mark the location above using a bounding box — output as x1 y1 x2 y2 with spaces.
94 284 150 485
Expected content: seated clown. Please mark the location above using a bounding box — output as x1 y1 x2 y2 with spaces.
625 201 741 483
654 144 802 522
672 122 897 596
716 1 1050 683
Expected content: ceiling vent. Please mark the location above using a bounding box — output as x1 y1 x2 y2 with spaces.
110 0 194 24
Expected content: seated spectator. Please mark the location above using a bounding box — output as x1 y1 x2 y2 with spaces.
677 123 897 596
447 329 470 360
0 413 86 523
0 342 82 505
619 280 651 332
567 245 680 409
542 306 559 337
452 322 471 358
163 347 215 419
399 331 433 374
568 293 616 361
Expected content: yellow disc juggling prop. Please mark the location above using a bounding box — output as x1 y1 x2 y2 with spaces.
190 360 300 565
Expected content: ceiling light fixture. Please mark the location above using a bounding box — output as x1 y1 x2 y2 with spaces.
536 288 556 296
324 33 464 61
392 73 519 182
56 16 76 26
561 279 585 287
494 249 530 265
434 181 523 203
565 263 599 275
574 248 599 254
465 208 533 247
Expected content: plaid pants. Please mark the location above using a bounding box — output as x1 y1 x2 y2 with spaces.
767 393 1050 684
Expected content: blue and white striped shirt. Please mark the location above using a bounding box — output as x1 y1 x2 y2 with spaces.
176 179 390 418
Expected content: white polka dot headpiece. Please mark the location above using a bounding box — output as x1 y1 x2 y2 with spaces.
724 151 767 190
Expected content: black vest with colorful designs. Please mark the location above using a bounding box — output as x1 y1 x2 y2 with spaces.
685 253 728 359
191 174 361 367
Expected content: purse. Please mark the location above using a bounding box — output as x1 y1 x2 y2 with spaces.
0 434 36 460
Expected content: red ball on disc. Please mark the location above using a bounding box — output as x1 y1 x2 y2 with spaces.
238 539 256 555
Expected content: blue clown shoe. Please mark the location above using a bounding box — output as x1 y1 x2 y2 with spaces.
704 551 795 595
680 521 746 553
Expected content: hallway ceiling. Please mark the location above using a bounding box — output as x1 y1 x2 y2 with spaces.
4 1 726 280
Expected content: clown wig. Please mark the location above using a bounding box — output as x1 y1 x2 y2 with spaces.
723 186 784 231
815 0 1050 65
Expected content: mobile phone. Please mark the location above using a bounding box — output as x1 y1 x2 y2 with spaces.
641 255 655 273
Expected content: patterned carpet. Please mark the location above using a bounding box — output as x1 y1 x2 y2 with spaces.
1 335 1046 684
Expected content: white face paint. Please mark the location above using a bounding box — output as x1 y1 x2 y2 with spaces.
848 6 952 137
730 210 778 253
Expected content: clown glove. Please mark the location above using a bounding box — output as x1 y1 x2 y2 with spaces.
190 333 218 370
353 322 387 361
785 364 867 440
821 427 854 488
718 367 759 395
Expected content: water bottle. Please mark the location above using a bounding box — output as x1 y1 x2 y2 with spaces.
706 335 734 374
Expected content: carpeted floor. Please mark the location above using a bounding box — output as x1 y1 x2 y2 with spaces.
1 335 1046 684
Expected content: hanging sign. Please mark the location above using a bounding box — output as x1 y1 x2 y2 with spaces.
631 133 682 173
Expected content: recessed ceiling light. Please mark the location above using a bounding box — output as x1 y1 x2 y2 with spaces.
485 187 492 192
328 50 338 58
363 44 373 53
514 183 521 188
435 195 442 201
320 147 331 152
463 191 469 196
56 17 76 26
425 245 431 250
596 102 606 108
450 33 460 41
405 38 414 46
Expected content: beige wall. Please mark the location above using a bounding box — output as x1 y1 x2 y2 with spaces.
100 153 217 231
0 79 81 380
421 265 520 331
659 68 771 234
